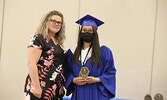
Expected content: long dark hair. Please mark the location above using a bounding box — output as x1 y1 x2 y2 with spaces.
73 26 101 67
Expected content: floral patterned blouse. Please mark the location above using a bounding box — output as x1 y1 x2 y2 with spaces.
24 34 66 100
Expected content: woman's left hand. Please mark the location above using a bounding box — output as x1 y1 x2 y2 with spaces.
85 76 101 84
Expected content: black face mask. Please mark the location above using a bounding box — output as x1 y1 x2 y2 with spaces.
80 32 94 42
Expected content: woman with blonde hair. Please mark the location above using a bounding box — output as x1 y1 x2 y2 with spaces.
24 10 66 100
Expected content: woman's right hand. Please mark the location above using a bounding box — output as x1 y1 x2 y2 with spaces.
32 87 42 98
73 77 87 86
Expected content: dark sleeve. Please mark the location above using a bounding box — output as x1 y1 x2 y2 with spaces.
63 49 75 96
28 34 45 50
98 45 116 99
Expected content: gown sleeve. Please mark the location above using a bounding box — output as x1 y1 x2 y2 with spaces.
98 45 116 99
63 49 75 96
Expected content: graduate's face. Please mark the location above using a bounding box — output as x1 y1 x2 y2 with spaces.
81 26 93 33
48 15 62 34
80 26 94 43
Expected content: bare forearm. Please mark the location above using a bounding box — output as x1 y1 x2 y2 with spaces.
28 63 41 89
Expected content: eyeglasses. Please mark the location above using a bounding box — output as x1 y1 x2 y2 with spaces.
50 19 62 25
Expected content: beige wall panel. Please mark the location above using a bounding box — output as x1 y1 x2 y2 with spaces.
0 0 79 100
151 0 167 99
0 0 4 56
0 0 4 93
80 0 156 100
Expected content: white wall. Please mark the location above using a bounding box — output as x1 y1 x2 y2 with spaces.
80 0 157 99
0 0 4 62
0 0 79 100
0 0 167 100
151 0 167 98
0 0 4 94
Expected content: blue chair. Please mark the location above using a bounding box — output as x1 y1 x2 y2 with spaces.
111 98 129 100
63 96 71 100
63 96 129 100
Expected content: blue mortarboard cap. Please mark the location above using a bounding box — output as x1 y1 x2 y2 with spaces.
75 14 104 30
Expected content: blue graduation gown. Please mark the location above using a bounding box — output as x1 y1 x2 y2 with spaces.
63 45 116 100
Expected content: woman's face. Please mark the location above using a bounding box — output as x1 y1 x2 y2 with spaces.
49 15 62 34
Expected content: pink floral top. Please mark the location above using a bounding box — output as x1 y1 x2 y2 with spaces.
24 34 66 100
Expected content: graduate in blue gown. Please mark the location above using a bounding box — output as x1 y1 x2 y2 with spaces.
63 14 116 100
